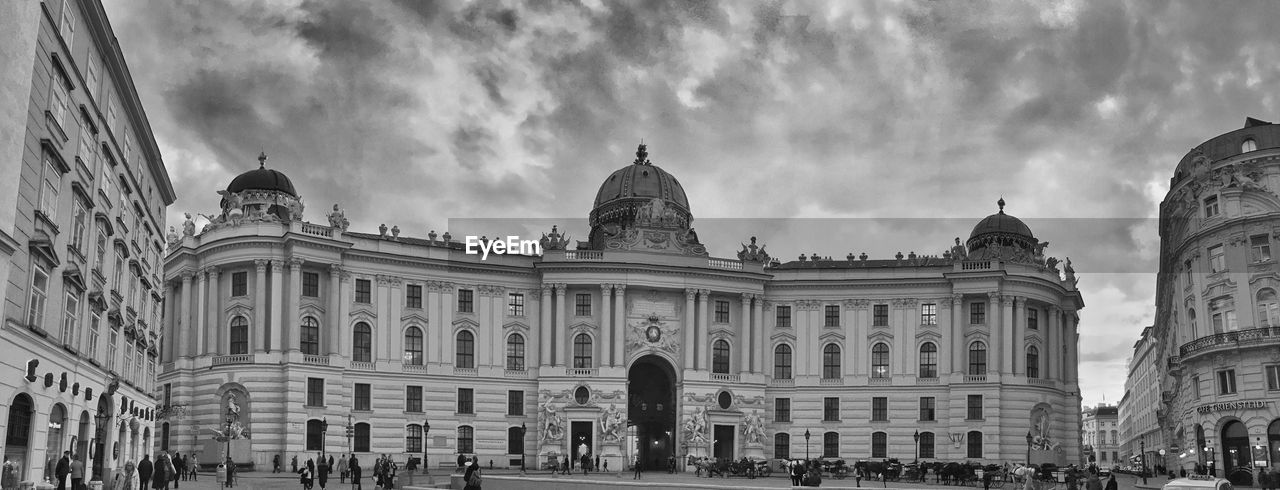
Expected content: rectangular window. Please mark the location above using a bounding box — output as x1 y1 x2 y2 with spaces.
1253 235 1272 262
61 292 80 349
871 397 888 421
457 289 473 312
508 293 524 316
823 397 840 421
40 161 61 221
919 397 936 421
824 305 840 327
405 386 422 413
72 200 88 253
27 264 50 328
59 0 75 47
919 432 935 459
1191 374 1201 399
107 330 117 373
1028 308 1039 330
508 390 524 416
94 231 107 273
50 75 70 131
306 377 324 407
405 284 422 309
1217 369 1237 395
967 395 984 420
354 383 371 411
575 293 591 316
1204 195 1220 218
823 433 839 458
457 388 474 414
774 398 790 422
1209 244 1226 273
920 303 937 325
970 302 986 324
87 311 101 360
775 306 791 328
1265 365 1280 391
775 434 790 460
1185 259 1194 283
873 304 888 326
715 300 730 323
355 279 372 304
231 272 247 297
302 272 319 297
123 346 132 382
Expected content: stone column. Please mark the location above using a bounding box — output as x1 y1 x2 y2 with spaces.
376 276 392 362
196 270 209 354
554 284 567 367
328 264 342 356
951 294 963 374
441 283 455 364
740 293 752 373
986 292 1000 374
752 294 764 373
269 260 284 353
613 285 626 367
697 289 710 371
1013 297 1026 376
254 259 269 353
206 268 220 354
1002 294 1015 374
1048 306 1061 380
1067 312 1080 383
428 281 442 363
684 289 696 370
338 270 353 360
286 257 304 353
939 296 953 374
179 273 193 359
540 284 552 367
600 284 613 367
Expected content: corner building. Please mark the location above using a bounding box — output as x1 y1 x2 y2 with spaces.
0 0 176 484
159 145 1084 471
1155 118 1280 484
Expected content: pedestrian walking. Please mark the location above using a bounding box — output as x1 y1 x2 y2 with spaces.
114 462 140 490
594 455 599 472
327 456 334 472
462 461 481 490
317 455 328 490
292 456 299 474
632 457 641 480
274 455 281 474
190 455 199 481
173 454 184 488
350 457 362 490
1104 474 1117 490
156 452 175 490
69 454 83 490
298 463 312 490
338 455 347 484
137 455 153 489
55 451 70 490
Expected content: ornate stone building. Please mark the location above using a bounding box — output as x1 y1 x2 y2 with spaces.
1155 118 1280 485
159 144 1084 471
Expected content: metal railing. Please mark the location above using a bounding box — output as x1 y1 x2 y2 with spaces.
770 378 794 387
564 251 603 261
1179 326 1280 357
566 368 597 377
963 374 988 383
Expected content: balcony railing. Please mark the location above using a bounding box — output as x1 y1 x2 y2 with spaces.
707 258 743 270
504 369 529 378
710 373 740 382
869 377 891 386
819 377 843 386
563 251 603 261
770 378 794 387
401 364 426 373
1028 378 1055 387
350 361 375 371
915 377 940 385
454 367 478 376
961 261 993 271
212 354 252 366
566 368 597 377
302 355 330 366
964 374 988 383
299 223 334 237
1179 326 1280 357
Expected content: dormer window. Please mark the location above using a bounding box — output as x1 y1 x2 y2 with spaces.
1242 138 1258 153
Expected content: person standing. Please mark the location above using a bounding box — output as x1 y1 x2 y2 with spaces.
172 454 183 488
1104 474 1118 490
462 460 481 490
632 456 642 480
189 455 199 481
338 455 347 484
137 455 153 490
327 456 334 473
114 462 139 490
456 454 465 470
151 452 170 490
274 455 281 474
594 455 600 473
292 455 298 474
55 451 70 490
580 454 590 476
69 454 83 490
983 468 993 490
298 462 312 490
350 457 362 490
316 454 328 490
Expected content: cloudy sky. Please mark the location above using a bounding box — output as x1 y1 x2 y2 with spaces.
103 0 1280 409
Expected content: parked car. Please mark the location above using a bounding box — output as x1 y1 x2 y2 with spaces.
1162 474 1233 490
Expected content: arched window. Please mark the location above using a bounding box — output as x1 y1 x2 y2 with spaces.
300 317 320 355
822 344 841 379
403 326 424 366
872 431 887 458
919 342 938 378
458 425 474 454
1243 138 1258 153
871 343 890 378
353 322 372 363
968 341 987 375
406 424 423 453
1026 345 1040 378
507 426 524 455
774 433 790 459
712 340 731 374
456 331 475 368
823 432 839 458
306 419 324 451
774 344 792 379
506 334 526 371
230 316 249 355
46 404 66 461
967 430 983 458
573 333 593 368
1258 289 1279 327
919 431 935 459
354 422 370 452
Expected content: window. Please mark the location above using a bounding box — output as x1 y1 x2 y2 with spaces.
970 302 986 324
506 334 525 370
919 397 935 421
1258 289 1279 327
968 342 987 375
1028 308 1039 330
27 264 49 328
72 200 87 253
967 431 983 458
823 432 839 458
575 293 591 316
1217 369 1237 395
406 424 423 453
306 378 324 407
967 395 984 420
112 253 123 292
59 0 76 48
87 311 100 360
872 397 887 421
1253 235 1272 263
1243 138 1258 153
715 300 730 323
353 323 372 363
405 386 422 412
354 423 370 453
61 292 80 348
776 305 791 327
456 331 475 368
712 340 730 374
774 433 790 459
1204 196 1220 218
822 343 841 379
573 333 593 368
1192 374 1201 399
1211 309 1238 333
1026 346 1040 378
302 272 319 297
1265 365 1280 391
508 390 523 416
921 303 937 325
230 316 248 355
50 73 70 131
94 231 106 273
507 426 523 455
1209 244 1225 273
919 432 935 459
231 272 247 297
871 343 890 378
405 284 422 309
872 432 887 458
354 384 371 411
873 304 888 326
300 317 319 355
774 398 790 422
457 388 474 414
825 305 840 326
773 344 792 379
355 279 371 304
1185 259 1194 283
403 326 423 365
306 420 324 451
106 330 117 372
457 426 474 454
508 293 524 316
123 341 133 380
823 397 840 421
457 288 473 312
919 342 938 378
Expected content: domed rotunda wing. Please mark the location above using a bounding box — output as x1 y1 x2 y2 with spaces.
586 143 705 255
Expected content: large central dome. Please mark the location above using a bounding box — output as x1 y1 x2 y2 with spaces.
589 144 691 227
584 144 705 255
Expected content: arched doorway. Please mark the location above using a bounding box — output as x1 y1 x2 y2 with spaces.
628 355 676 471
1268 420 1280 472
4 394 35 480
1221 420 1251 485
46 404 66 477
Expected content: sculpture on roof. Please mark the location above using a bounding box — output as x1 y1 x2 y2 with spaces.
950 237 967 260
327 204 350 231
166 226 181 249
182 213 196 237
737 236 770 263
539 225 571 251
1064 257 1077 286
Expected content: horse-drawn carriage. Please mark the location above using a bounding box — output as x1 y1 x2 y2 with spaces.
692 457 771 479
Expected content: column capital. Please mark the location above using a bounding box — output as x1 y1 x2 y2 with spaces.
195 270 207 283
613 284 626 293
329 263 344 274
541 283 554 295
940 296 953 308
952 293 964 303
205 266 220 278
180 270 196 282
287 256 306 270
254 259 270 272
554 283 567 294
987 291 1000 301
741 292 752 302
697 289 711 298
1049 305 1062 315
601 283 614 293
685 288 698 300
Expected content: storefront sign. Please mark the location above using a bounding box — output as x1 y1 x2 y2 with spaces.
1196 400 1272 413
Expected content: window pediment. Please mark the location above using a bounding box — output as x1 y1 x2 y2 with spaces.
818 330 844 343
451 317 479 331
503 322 530 334
867 331 893 344
915 329 942 342
770 330 796 342
399 312 428 325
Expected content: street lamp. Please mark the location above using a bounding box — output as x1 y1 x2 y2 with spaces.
914 430 920 465
321 418 329 463
1141 440 1147 485
520 423 527 475
91 410 109 480
224 406 236 488
1026 431 1033 467
804 430 811 461
423 419 431 483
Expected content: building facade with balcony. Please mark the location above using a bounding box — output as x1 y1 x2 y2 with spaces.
1082 404 1119 467
1120 327 1164 471
1155 118 1280 485
158 144 1085 472
0 0 176 485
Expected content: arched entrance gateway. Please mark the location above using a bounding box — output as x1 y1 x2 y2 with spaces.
628 355 677 471
1221 420 1251 485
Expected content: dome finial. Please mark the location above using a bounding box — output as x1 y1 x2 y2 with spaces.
258 151 268 169
997 196 1005 214
634 140 650 166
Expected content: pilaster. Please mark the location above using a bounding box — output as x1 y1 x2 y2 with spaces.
740 292 751 373
684 289 697 370
697 289 710 371
600 284 613 367
254 259 269 352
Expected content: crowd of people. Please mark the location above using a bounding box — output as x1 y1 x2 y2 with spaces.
107 451 199 490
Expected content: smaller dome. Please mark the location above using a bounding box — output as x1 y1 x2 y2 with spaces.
226 152 297 197
967 198 1036 252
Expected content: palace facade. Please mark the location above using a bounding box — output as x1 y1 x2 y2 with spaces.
159 144 1084 471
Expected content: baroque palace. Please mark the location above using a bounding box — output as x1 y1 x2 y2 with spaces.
158 144 1085 472
1153 118 1280 485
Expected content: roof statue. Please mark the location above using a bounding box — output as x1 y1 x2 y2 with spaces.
737 236 771 263
539 225 570 251
327 204 350 231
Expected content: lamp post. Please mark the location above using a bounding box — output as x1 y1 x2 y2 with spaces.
91 410 109 481
1025 431 1033 467
804 430 811 461
914 430 920 465
423 419 431 483
224 407 236 488
520 423 527 475
321 418 329 464
1139 439 1147 484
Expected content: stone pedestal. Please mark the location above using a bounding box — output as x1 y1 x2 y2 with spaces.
742 444 764 460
